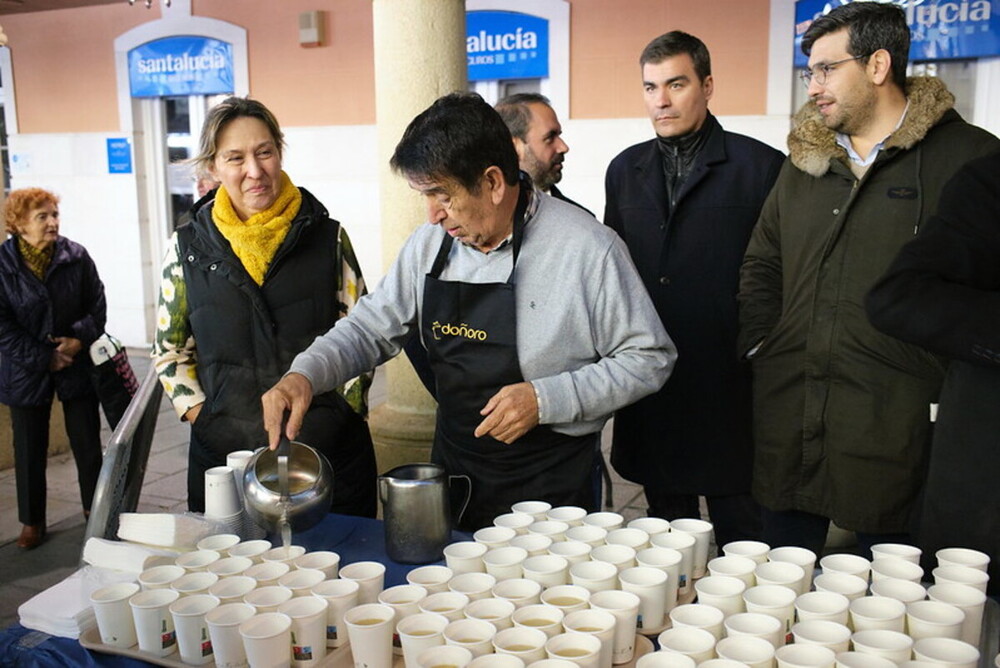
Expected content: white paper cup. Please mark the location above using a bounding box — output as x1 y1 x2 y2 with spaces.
465 597 516 631
724 541 772 565
744 584 796 636
541 585 591 616
670 603 725 641
262 545 307 565
926 583 986 647
169 593 220 665
279 567 327 598
523 555 570 588
813 574 868 601
292 551 340 580
775 643 836 668
244 561 291 588
869 578 927 605
668 519 713 578
493 625 549 664
340 560 387 604
476 526 518 549
399 612 450 668
606 528 651 552
700 660 751 668
417 644 474 668
139 564 187 590
408 565 456 594
590 589 640 665
590 545 637 574
651 531 696 595
444 617 498 658
511 534 555 558
820 555 871 582
619 566 668 630
755 561 807 596
935 548 990 572
849 596 906 633
724 611 784 649
205 601 255 668
496 512 536 535
768 547 817 597
792 620 852 654
512 500 553 521
547 506 588 527
716 634 776 668
657 626 717 665
198 533 242 556
311 578 359 648
549 541 593 567
449 572 498 603
897 661 941 668
528 521 571 544
636 547 682 613
205 465 242 517
850 629 914 663
91 582 140 648
129 588 180 657
870 544 921 565
229 539 272 564
492 578 542 609
512 603 565 639
420 591 472 622
582 512 624 532
278 595 329 666
834 650 898 668
177 549 223 573
709 555 758 587
239 611 292 668
345 603 397 668
912 637 979 668
694 575 747 617
635 652 696 668
171 571 220 597
244 584 294 614
565 525 609 548
469 653 526 668
563 608 616 668
932 566 989 594
570 560 619 594
446 541 490 575
485 547 529 581
209 556 255 579
906 600 965 640
796 591 851 625
546 631 602 668
380 583 430 627
207 575 257 604
628 517 672 537
871 559 923 584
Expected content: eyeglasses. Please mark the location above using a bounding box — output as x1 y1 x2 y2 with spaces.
799 54 868 87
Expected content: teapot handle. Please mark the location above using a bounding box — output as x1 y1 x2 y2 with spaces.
448 474 472 527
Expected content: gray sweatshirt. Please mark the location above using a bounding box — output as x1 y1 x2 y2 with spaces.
290 192 676 436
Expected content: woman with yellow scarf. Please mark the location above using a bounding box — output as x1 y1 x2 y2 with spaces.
152 97 376 516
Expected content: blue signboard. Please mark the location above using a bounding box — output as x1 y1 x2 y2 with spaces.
794 0 1000 66
128 35 234 98
106 138 132 174
467 11 549 81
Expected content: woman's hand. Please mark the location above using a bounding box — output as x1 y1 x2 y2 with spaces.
49 349 73 372
184 403 204 424
52 336 83 359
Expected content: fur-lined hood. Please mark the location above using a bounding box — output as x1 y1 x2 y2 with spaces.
788 76 956 177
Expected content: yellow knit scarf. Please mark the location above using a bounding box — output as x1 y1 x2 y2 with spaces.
212 171 302 285
18 236 54 281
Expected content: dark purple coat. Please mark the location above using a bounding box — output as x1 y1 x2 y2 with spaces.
0 235 106 407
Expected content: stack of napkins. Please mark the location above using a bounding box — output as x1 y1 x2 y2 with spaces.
82 537 181 573
18 567 134 639
117 512 214 549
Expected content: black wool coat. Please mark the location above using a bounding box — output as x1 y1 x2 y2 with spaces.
604 114 783 494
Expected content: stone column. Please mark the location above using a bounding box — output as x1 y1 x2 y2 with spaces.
368 0 466 473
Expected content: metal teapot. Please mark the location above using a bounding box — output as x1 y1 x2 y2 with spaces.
242 439 333 534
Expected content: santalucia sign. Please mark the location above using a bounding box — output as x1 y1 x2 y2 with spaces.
430 321 489 342
467 10 549 82
128 36 235 98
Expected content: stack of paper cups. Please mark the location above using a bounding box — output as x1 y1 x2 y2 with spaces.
205 466 248 538
226 450 267 539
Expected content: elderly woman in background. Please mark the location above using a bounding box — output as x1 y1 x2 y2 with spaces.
0 188 106 550
152 96 377 515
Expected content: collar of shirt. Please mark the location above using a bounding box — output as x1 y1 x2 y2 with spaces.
835 101 910 167
478 183 540 253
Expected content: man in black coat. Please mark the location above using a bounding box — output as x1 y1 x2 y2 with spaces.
866 150 1000 594
604 31 783 549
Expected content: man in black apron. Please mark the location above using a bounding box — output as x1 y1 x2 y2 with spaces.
262 93 676 531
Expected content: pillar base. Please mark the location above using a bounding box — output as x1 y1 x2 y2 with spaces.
368 402 436 475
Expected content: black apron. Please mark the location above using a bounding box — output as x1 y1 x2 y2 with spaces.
421 184 597 531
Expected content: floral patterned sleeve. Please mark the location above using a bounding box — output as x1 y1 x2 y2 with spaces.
151 233 207 420
335 225 373 418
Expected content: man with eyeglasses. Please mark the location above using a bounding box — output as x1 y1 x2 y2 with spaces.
604 31 783 551
738 2 999 558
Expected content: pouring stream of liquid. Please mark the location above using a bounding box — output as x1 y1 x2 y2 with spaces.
277 435 292 550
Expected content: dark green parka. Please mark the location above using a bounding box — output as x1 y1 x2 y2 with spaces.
738 77 1000 533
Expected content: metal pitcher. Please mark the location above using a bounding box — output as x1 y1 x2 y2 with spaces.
378 463 470 564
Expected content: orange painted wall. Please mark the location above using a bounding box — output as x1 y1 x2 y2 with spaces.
3 0 774 135
568 0 774 118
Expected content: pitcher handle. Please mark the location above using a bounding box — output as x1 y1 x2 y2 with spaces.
448 474 472 527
